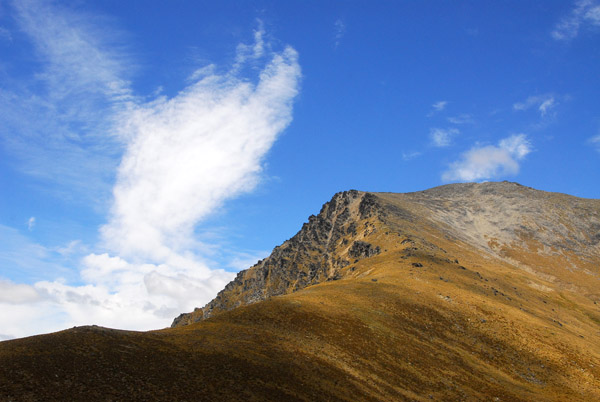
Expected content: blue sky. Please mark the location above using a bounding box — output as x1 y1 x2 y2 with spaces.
1 0 599 339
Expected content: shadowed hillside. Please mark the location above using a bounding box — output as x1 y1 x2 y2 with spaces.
1 182 599 401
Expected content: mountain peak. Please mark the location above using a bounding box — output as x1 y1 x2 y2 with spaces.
173 182 600 327
172 189 377 326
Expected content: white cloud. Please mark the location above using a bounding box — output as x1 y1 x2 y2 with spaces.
402 151 422 161
27 216 35 231
442 134 532 182
538 98 556 115
432 101 448 112
590 134 600 152
513 95 557 116
430 127 459 147
0 279 44 304
235 20 266 66
499 135 531 159
0 233 235 339
552 0 600 40
589 5 600 23
102 45 300 262
0 252 237 339
334 19 346 48
1 1 302 338
252 24 265 58
0 301 65 339
447 114 474 125
79 253 232 318
55 240 85 257
0 26 11 42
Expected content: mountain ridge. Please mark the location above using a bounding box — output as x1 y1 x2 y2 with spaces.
2 181 600 401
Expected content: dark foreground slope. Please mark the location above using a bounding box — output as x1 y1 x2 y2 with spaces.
1 182 600 401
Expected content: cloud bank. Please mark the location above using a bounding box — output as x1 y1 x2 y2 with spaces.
442 134 531 182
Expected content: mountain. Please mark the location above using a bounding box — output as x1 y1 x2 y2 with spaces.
172 182 600 327
1 182 600 401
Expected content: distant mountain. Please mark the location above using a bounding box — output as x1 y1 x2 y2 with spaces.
2 182 599 401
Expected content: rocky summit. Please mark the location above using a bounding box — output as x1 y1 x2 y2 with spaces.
2 182 600 401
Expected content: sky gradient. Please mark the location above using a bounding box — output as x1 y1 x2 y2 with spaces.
1 0 599 339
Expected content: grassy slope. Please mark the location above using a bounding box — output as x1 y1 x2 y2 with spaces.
1 187 600 401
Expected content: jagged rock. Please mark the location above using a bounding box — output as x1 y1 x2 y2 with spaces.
348 241 380 259
172 190 379 326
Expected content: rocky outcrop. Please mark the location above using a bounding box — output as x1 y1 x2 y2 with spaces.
172 190 385 327
348 241 380 259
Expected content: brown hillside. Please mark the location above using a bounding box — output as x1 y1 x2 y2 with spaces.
1 182 599 401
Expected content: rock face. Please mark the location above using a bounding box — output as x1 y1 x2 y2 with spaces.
173 181 600 327
381 181 600 259
173 190 383 326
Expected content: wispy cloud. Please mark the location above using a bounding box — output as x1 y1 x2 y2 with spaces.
552 0 600 40
538 98 557 115
427 100 448 117
0 224 71 283
12 0 132 101
442 134 531 182
334 19 346 48
432 100 448 112
590 134 600 152
0 26 12 42
447 114 474 125
430 127 459 147
55 240 85 257
234 20 266 66
513 95 557 117
402 151 422 161
27 217 35 231
1 0 132 204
